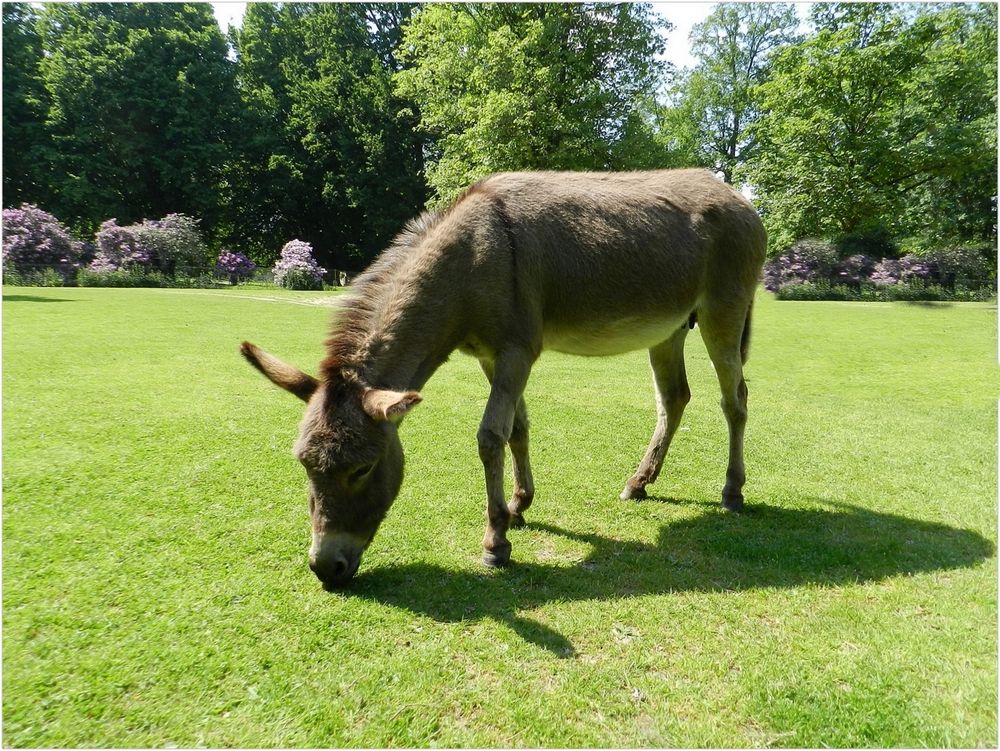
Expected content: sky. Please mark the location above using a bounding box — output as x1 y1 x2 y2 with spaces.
209 1 721 70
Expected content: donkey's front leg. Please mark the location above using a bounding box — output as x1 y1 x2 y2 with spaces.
477 350 534 567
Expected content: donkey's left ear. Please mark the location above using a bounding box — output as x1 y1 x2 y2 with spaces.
362 388 422 422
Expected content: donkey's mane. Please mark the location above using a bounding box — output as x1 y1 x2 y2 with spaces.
320 209 444 382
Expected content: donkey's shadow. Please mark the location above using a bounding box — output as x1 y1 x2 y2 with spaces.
348 500 993 655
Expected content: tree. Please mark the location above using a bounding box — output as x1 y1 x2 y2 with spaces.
2 3 52 206
35 3 238 237
228 3 426 268
744 3 997 251
394 4 670 205
675 3 799 183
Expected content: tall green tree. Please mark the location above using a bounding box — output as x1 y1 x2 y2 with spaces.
2 3 52 207
34 3 237 237
394 3 669 205
676 3 799 183
745 3 997 251
229 3 426 268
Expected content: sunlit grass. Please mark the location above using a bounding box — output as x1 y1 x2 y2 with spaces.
3 286 996 747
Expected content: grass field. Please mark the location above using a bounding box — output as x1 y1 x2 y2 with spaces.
3 285 997 747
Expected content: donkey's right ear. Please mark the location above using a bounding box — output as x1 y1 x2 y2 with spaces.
240 342 319 402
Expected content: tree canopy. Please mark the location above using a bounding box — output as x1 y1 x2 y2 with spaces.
395 3 670 204
2 2 996 267
743 2 997 250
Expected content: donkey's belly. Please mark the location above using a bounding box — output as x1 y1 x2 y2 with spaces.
542 313 688 356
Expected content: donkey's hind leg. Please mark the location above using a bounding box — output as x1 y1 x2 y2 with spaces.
698 303 751 511
620 324 691 501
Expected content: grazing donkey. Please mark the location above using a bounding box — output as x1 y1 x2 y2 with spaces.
242 169 767 588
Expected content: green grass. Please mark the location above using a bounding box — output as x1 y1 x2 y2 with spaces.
3 286 997 747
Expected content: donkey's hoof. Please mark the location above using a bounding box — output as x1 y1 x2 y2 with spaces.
721 492 745 512
620 484 647 501
482 545 512 568
509 511 526 529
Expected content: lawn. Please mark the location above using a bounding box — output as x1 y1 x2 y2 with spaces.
3 285 997 747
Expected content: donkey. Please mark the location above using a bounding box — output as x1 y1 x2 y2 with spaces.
242 169 767 589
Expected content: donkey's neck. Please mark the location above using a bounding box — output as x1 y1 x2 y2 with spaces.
325 242 464 393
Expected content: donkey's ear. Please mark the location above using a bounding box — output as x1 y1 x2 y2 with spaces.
361 388 422 422
240 341 319 402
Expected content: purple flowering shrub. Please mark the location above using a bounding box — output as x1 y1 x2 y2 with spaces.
273 240 325 290
91 219 152 272
2 204 83 280
869 255 935 287
768 239 994 300
924 245 994 289
762 239 838 292
89 214 207 275
833 254 876 287
216 250 256 284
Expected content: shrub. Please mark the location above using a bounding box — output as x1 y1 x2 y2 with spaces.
91 219 152 272
775 281 854 301
923 245 995 290
273 240 325 290
78 268 169 288
832 254 876 288
2 204 83 282
216 250 256 285
134 214 207 274
763 238 838 292
89 214 208 276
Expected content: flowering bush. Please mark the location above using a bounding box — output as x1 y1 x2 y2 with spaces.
762 239 838 292
2 204 83 280
869 255 935 287
91 219 152 272
273 240 325 290
89 214 207 275
133 214 207 273
833 254 876 287
924 245 994 289
216 250 256 284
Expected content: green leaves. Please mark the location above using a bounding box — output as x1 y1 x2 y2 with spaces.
744 3 997 251
394 4 668 205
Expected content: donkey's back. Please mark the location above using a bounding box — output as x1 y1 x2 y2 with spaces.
456 169 766 357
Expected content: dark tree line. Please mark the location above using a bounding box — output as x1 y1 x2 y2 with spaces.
3 2 996 272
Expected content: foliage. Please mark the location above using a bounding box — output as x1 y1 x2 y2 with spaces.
90 214 208 275
1 203 83 280
216 250 256 283
745 3 997 250
91 219 152 272
229 3 427 268
33 3 238 236
762 238 838 292
272 239 325 290
673 3 799 183
395 3 669 204
77 267 219 288
765 235 995 300
2 4 52 207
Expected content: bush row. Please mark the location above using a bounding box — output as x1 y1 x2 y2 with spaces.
2 204 328 290
764 239 995 300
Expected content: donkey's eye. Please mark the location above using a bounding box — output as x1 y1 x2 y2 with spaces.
346 463 375 485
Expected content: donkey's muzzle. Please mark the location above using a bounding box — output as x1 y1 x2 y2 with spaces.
309 532 364 589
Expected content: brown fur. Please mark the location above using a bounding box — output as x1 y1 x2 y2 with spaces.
243 169 767 587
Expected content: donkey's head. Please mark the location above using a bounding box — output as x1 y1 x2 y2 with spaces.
241 342 420 588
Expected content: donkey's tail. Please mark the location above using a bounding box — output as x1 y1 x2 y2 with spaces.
740 300 754 365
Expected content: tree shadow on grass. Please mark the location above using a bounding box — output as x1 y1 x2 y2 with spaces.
348 500 994 656
2 294 75 303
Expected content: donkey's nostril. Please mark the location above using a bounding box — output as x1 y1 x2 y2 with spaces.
311 550 355 587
